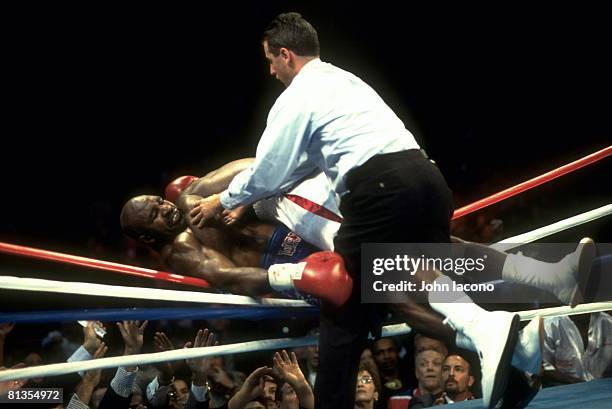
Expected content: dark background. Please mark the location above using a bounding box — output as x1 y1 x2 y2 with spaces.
0 1 610 381
1 2 610 275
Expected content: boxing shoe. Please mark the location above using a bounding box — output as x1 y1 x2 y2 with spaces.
165 175 197 203
511 316 544 375
457 315 543 375
451 310 520 408
502 237 596 307
267 251 353 307
561 237 596 307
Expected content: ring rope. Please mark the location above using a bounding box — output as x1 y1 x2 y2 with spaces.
0 241 209 288
382 301 612 338
0 306 319 323
0 335 318 382
0 275 311 308
2 301 611 382
491 203 612 252
452 145 611 220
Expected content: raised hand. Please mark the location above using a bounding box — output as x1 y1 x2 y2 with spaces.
117 320 148 355
228 366 274 409
153 331 176 382
83 321 105 355
83 342 108 386
76 343 108 406
272 350 314 409
272 350 306 386
185 329 217 384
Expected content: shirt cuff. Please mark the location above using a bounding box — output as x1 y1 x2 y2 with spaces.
146 376 160 402
219 190 234 209
190 383 210 402
66 393 90 409
67 346 92 363
67 346 93 378
110 367 138 398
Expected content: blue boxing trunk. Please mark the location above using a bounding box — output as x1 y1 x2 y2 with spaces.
261 224 321 306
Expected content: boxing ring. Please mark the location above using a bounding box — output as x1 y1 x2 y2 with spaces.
0 145 611 407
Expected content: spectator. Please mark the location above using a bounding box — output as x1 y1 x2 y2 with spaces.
229 366 274 409
372 338 412 405
67 343 109 409
302 342 319 388
66 321 146 408
354 359 381 409
439 354 475 403
262 376 279 408
408 349 446 408
543 312 612 385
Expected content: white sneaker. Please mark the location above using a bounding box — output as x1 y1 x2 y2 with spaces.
512 316 543 375
464 311 520 408
560 237 596 307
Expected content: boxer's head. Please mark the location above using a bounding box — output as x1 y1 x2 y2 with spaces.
120 195 187 247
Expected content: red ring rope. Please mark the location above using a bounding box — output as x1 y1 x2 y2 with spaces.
0 242 209 288
452 145 611 220
0 146 609 287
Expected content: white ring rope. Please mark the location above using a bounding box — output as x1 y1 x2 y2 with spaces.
2 301 611 382
0 276 311 308
491 204 612 252
0 336 317 382
382 302 612 337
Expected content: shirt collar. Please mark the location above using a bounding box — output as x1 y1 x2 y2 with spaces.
291 57 323 83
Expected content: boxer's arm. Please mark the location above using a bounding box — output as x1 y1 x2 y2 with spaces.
185 158 255 197
169 238 272 296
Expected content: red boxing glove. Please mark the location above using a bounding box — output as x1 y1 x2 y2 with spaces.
164 175 197 203
268 251 353 307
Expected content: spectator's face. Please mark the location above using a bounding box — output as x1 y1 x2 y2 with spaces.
306 345 319 369
24 352 44 383
280 383 299 409
360 348 374 365
173 379 189 407
415 350 444 393
373 338 398 373
442 355 474 398
355 370 378 405
263 379 277 402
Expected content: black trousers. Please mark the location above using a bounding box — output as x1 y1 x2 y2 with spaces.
314 150 454 409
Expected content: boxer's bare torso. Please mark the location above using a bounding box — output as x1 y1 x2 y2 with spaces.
160 194 276 295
